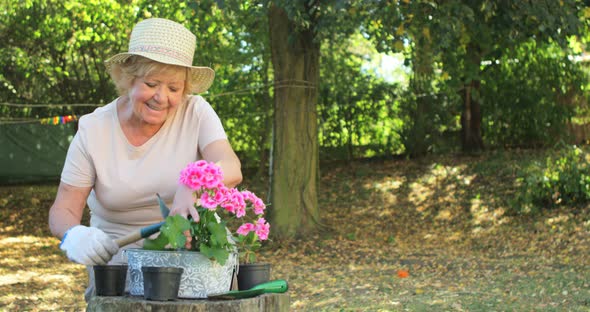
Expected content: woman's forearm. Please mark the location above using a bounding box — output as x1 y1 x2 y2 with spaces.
202 139 243 188
48 182 91 239
215 157 242 188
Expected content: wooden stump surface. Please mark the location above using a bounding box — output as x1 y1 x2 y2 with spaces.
86 293 290 312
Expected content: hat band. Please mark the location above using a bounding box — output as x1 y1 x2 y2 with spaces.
129 45 193 66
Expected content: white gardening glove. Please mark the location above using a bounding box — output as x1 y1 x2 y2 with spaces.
59 225 119 265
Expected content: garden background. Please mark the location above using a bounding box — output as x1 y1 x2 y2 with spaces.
1 1 590 311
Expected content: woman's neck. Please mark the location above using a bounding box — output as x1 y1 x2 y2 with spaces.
117 96 164 146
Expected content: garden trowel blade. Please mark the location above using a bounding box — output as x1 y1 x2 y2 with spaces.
156 193 170 218
208 288 264 300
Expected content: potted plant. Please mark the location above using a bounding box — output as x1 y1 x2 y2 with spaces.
125 160 270 298
236 228 270 290
234 216 271 290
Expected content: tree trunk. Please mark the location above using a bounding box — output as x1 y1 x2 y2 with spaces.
268 5 321 238
406 37 434 157
460 80 484 153
460 46 484 153
256 52 273 178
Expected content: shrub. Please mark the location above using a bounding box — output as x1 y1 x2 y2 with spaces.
512 145 590 214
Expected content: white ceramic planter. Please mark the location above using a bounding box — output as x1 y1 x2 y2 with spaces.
125 249 237 299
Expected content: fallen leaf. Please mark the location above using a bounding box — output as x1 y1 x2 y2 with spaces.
397 269 410 278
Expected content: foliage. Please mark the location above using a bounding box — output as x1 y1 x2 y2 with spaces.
208 1 273 168
143 212 233 264
513 145 590 214
143 161 269 265
398 86 462 156
364 0 589 152
482 41 586 148
1 0 590 168
0 0 132 117
318 32 404 159
422 0 586 94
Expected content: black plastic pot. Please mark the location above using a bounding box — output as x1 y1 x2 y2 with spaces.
237 263 271 290
93 265 128 296
142 266 184 301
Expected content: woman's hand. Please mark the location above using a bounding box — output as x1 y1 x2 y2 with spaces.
169 184 200 222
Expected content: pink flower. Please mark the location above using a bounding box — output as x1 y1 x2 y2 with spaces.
235 204 246 218
241 190 254 201
222 202 237 214
202 165 223 189
179 160 223 191
237 223 256 236
231 189 246 206
255 218 270 240
200 192 218 210
214 185 230 202
240 190 266 215
253 198 266 215
225 189 246 217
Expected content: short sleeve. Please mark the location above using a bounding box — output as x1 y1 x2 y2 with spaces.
60 119 95 187
195 98 228 151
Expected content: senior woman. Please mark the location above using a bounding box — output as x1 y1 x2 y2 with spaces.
48 18 242 299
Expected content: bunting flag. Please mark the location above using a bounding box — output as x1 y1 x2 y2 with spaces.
39 115 78 125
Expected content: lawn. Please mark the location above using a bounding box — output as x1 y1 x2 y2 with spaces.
1 149 589 311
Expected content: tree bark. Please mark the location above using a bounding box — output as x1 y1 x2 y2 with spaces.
406 36 434 157
256 51 272 178
268 4 321 238
460 46 484 153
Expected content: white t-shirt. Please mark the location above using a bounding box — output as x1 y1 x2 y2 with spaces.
61 95 227 262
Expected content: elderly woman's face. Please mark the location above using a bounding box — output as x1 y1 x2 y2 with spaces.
127 68 186 126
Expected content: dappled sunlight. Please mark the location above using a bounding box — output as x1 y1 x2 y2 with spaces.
409 163 467 215
409 182 433 210
469 197 506 227
0 235 51 244
0 271 37 286
370 176 405 209
435 209 454 221
0 235 65 269
0 232 87 310
371 177 405 192
545 214 571 226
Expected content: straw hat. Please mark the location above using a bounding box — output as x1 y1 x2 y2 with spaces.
105 18 215 94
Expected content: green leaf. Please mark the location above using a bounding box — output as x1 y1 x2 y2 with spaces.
161 215 191 249
199 243 229 265
248 252 256 263
143 232 169 250
208 221 228 246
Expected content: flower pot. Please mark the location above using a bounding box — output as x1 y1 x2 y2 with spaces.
93 265 128 296
237 263 271 290
126 249 237 298
142 266 183 301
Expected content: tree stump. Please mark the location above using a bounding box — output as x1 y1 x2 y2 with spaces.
86 293 289 312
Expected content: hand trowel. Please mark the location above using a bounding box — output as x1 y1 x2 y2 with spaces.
208 279 289 300
114 193 170 247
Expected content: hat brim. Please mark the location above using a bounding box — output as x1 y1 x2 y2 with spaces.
105 52 215 94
